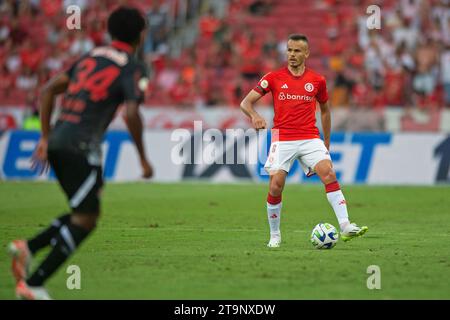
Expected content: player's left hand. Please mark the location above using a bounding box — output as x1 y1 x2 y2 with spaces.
141 158 153 179
31 137 50 175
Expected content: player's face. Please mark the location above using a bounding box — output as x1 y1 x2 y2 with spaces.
286 40 309 68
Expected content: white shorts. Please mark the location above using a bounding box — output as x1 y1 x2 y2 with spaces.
264 139 331 176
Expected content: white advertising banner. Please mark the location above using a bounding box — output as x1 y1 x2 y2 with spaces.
0 130 449 185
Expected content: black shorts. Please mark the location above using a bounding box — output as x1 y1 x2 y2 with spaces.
48 149 104 214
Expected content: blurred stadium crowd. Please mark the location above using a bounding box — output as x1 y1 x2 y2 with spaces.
0 0 449 111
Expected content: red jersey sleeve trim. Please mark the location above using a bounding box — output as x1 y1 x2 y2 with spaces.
254 85 267 95
317 97 329 104
316 76 329 104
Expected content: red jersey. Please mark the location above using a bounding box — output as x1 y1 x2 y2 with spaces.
254 67 328 141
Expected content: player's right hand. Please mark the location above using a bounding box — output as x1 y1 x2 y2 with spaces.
141 158 153 179
31 137 49 175
251 115 267 130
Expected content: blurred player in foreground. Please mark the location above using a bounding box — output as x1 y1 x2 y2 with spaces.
240 34 368 248
8 6 153 299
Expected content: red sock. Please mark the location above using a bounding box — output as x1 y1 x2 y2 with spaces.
325 181 340 193
267 193 282 205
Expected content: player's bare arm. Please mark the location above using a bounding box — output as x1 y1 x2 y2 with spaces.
319 101 331 151
39 73 70 140
125 100 153 178
240 89 267 130
32 73 70 172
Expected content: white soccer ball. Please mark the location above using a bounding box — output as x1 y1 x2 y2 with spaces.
310 223 339 249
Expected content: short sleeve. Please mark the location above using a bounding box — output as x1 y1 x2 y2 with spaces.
121 62 149 104
254 72 273 96
316 76 329 104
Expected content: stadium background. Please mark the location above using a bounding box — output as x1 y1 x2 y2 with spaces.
0 0 450 301
0 0 449 184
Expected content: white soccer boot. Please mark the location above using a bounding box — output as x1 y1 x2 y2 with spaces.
341 223 368 242
16 280 52 300
267 234 281 248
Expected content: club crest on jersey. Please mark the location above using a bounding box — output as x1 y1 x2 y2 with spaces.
304 83 314 92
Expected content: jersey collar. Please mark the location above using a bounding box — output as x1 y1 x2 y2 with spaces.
285 66 307 79
111 40 133 54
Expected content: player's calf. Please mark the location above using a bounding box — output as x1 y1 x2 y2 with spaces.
266 171 286 248
8 240 32 282
267 193 282 248
26 220 92 288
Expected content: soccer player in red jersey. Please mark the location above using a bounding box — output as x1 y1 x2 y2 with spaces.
240 34 368 247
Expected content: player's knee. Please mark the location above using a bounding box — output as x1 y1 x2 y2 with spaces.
86 214 99 230
71 213 99 231
269 179 284 196
320 167 336 184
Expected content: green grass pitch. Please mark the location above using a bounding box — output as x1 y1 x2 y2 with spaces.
1 182 449 299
